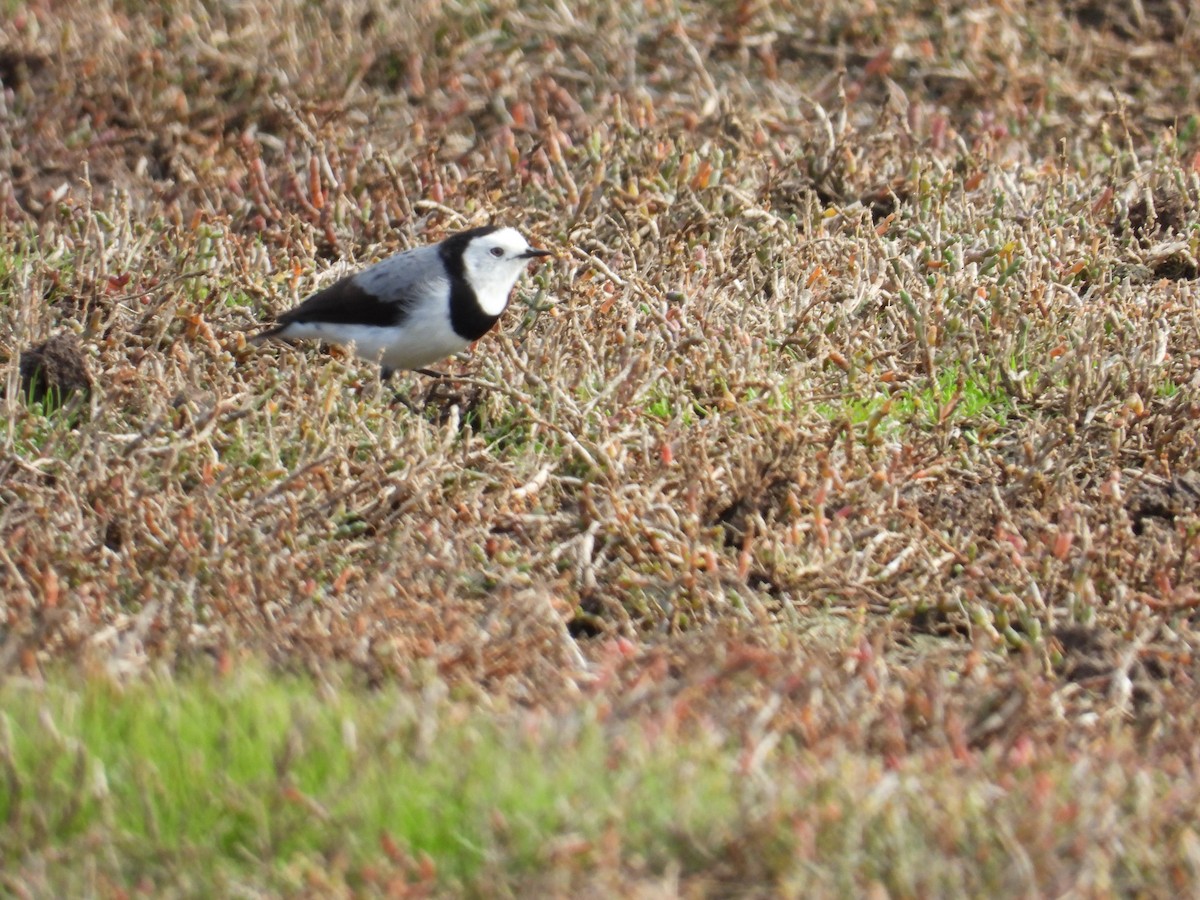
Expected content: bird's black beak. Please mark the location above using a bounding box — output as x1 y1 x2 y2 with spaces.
522 248 552 259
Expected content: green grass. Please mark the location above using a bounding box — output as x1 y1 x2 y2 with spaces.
4 666 1200 895
820 364 1011 437
0 666 740 893
9 392 87 459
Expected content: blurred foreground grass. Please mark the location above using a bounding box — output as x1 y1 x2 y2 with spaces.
3 664 1200 896
1 665 733 894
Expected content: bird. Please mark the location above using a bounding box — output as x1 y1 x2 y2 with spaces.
252 226 551 378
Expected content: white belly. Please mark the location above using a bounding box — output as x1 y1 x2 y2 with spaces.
277 312 473 371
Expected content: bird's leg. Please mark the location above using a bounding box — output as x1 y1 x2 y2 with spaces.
389 389 420 413
382 368 447 410
379 365 421 411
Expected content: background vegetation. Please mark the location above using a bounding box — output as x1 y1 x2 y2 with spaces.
2 0 1199 894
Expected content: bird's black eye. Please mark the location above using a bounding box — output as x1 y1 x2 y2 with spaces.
489 247 504 258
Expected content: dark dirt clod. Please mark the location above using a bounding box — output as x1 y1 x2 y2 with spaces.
1068 0 1192 41
1150 251 1199 282
1052 624 1118 682
103 520 124 552
862 181 913 223
1122 187 1188 240
1129 472 1200 535
17 333 93 406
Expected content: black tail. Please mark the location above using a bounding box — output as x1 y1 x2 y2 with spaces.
247 324 286 346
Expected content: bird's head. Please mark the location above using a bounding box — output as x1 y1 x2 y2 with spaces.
458 227 551 315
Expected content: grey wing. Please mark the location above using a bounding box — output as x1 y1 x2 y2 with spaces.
352 245 449 307
268 245 448 330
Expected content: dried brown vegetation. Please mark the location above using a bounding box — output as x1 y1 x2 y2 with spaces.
3 0 1200 892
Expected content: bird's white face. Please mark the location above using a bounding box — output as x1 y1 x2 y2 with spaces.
462 227 549 316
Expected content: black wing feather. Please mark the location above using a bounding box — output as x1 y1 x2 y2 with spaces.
275 275 410 328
